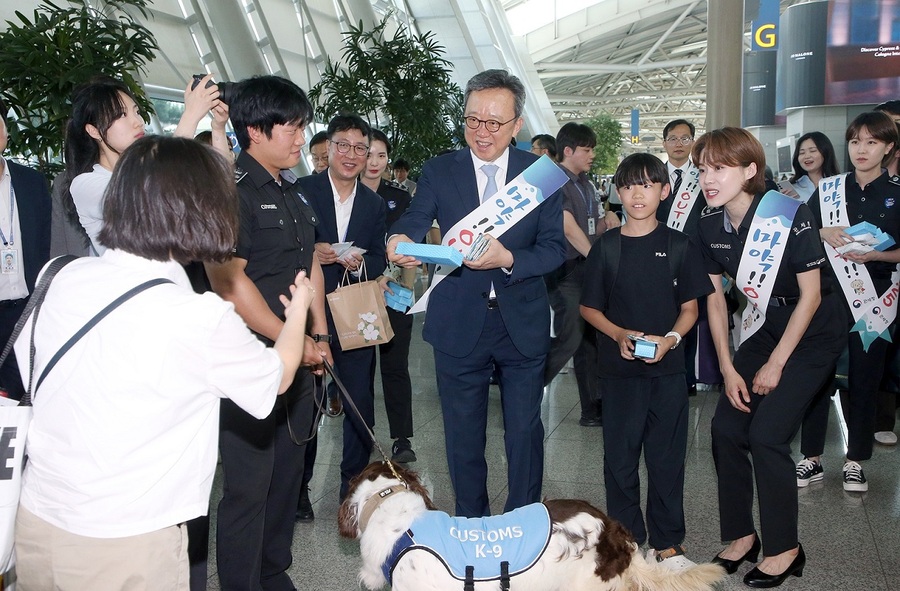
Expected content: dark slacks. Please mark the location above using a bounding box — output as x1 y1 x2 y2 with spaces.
712 297 844 556
544 261 601 419
378 306 414 438
801 321 891 461
329 336 377 500
0 300 27 400
216 372 314 591
434 307 545 517
600 374 688 550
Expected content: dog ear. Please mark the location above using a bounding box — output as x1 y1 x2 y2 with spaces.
594 515 635 581
337 497 361 539
398 465 437 510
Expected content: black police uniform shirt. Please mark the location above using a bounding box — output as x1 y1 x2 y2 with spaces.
807 171 900 288
378 179 412 228
234 150 318 327
580 223 713 379
698 194 828 302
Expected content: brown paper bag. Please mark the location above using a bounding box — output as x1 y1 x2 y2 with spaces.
326 263 394 350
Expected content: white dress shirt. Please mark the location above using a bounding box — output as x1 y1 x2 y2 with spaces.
328 172 357 242
16 250 282 538
0 157 28 300
470 148 511 202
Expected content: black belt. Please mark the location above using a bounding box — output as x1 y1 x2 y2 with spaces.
487 298 499 309
0 298 26 309
768 295 799 307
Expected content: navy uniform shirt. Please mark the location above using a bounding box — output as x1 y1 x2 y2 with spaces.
377 179 412 228
807 171 900 282
234 150 318 324
698 193 828 299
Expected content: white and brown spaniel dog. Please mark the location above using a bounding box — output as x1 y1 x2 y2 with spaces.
339 462 724 591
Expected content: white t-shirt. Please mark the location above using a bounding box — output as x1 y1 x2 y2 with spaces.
70 164 112 256
15 249 282 538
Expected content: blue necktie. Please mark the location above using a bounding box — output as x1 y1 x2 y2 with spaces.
481 164 499 203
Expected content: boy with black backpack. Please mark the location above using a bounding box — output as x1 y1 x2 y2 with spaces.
580 153 712 571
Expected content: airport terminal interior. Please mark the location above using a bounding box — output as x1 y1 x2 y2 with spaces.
3 0 900 589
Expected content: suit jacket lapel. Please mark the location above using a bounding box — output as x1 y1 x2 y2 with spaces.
452 149 479 211
345 181 366 242
313 172 338 242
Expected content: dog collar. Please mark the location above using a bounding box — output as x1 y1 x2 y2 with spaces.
359 485 408 533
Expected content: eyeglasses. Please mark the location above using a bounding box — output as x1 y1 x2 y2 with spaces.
665 136 694 145
330 140 369 156
464 116 517 133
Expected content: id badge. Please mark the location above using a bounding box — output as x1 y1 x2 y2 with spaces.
1 249 17 275
587 217 596 236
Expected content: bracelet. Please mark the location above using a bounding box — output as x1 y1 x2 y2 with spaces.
665 331 682 349
312 333 332 343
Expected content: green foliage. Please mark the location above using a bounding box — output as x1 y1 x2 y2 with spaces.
584 112 624 175
308 17 462 174
0 0 158 175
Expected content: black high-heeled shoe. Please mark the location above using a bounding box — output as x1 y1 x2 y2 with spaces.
711 535 761 575
743 543 806 588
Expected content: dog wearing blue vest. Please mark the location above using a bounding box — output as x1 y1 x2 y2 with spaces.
339 462 725 591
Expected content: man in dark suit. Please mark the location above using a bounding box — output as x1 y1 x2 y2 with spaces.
0 99 51 400
298 114 386 499
388 70 566 517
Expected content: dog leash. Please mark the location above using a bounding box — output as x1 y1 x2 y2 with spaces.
322 358 408 486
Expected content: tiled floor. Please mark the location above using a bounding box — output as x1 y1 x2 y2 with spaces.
206 313 900 590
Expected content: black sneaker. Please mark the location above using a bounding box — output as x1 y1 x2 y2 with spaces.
795 458 823 488
842 461 868 492
391 437 417 463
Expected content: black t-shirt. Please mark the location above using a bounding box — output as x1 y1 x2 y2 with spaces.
581 224 713 378
234 151 318 322
699 194 828 298
807 171 900 281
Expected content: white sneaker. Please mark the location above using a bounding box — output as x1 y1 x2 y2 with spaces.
875 431 898 446
650 545 696 572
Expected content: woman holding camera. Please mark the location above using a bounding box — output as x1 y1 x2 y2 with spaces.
63 75 226 255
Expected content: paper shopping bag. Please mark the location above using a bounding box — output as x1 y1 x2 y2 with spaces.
326 264 394 351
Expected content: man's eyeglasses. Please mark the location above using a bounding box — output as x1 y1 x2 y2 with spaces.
330 140 369 156
464 116 517 133
665 136 694 145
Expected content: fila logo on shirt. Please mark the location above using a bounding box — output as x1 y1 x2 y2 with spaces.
655 252 667 257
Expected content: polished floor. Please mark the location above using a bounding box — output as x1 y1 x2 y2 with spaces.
205 313 900 591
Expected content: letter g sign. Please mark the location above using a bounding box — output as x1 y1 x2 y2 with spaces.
754 24 776 49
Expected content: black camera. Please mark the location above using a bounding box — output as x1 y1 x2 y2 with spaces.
191 74 237 106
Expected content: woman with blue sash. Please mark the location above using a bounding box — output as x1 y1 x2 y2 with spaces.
800 111 900 493
694 128 845 588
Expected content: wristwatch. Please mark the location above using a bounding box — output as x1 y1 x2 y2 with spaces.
312 333 332 343
665 331 682 349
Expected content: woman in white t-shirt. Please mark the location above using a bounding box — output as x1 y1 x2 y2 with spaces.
14 136 318 590
62 75 226 255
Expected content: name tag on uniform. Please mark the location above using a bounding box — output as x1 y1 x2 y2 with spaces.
587 217 596 236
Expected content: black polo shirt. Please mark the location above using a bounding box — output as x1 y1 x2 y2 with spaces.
698 194 828 299
377 179 412 228
234 150 318 319
807 171 900 281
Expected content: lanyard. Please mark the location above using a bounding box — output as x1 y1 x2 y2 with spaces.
0 183 16 247
573 179 594 217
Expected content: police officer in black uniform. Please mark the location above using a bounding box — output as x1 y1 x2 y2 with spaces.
205 75 331 591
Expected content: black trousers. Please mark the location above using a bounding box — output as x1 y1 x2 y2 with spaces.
600 374 688 550
801 317 891 461
0 300 27 400
216 372 314 591
713 295 844 556
378 306 414 438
